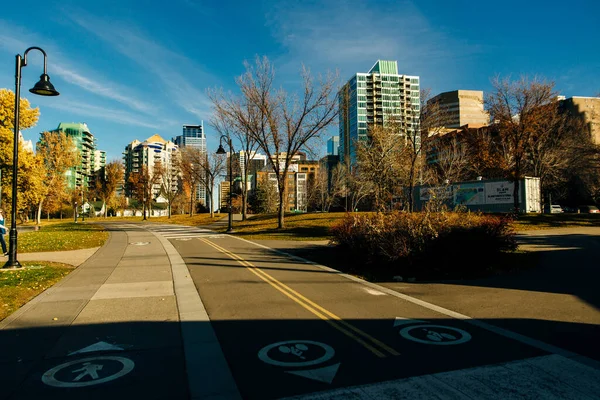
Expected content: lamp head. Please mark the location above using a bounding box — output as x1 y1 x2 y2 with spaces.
216 144 226 154
29 73 60 96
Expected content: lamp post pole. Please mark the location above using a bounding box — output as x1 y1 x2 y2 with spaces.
216 135 234 233
227 137 233 233
74 201 78 223
4 47 59 269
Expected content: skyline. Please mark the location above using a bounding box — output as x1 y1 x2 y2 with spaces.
1 0 599 162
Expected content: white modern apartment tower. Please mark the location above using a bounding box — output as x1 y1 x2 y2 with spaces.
338 60 420 166
123 134 179 201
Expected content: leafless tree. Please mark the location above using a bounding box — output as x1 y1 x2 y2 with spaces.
209 55 339 228
180 146 225 218
486 75 559 212
179 147 203 216
355 124 407 211
209 109 260 220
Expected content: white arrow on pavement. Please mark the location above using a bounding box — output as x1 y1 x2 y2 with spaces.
69 341 125 355
393 317 426 328
286 363 341 384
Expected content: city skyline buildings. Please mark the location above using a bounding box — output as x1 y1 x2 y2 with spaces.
2 2 597 164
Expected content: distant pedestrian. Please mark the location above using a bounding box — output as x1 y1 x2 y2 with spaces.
0 209 7 256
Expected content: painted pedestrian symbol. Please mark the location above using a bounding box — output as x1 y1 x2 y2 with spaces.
258 340 340 384
399 324 471 345
72 362 103 381
42 356 135 388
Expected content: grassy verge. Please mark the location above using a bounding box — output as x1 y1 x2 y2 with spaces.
80 214 224 227
179 211 600 240
18 222 108 252
0 261 74 321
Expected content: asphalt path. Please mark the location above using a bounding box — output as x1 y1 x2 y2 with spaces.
4 222 598 400
172 232 559 399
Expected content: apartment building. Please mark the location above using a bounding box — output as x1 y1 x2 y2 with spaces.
122 134 179 201
338 60 420 166
44 122 105 190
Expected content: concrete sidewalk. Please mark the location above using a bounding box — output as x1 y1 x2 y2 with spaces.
15 247 101 267
0 223 239 400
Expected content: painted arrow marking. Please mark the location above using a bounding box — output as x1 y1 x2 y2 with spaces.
69 341 124 356
393 317 426 327
286 363 341 384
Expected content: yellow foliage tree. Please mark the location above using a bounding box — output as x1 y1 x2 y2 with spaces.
35 131 80 224
0 88 40 222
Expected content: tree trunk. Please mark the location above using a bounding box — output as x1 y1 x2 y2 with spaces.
36 199 43 226
242 170 249 221
277 179 285 229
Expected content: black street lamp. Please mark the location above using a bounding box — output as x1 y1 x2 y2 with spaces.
216 135 234 233
4 47 59 269
74 201 78 223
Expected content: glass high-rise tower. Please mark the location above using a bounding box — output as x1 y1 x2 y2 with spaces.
172 123 207 204
338 60 420 166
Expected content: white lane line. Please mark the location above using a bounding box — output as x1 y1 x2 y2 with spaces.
234 236 600 368
363 288 386 296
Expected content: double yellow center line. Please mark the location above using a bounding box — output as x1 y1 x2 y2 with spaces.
201 238 399 358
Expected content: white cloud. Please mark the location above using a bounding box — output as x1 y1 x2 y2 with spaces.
65 10 218 121
264 0 484 91
0 19 159 116
42 99 176 129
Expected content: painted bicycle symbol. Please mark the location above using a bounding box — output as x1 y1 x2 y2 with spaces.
399 324 471 345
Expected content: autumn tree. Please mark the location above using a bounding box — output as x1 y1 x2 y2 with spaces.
179 147 203 216
485 75 562 212
128 166 155 219
354 123 407 211
209 55 339 228
153 160 180 218
34 131 80 224
249 173 278 213
0 88 40 221
180 146 225 218
93 160 124 218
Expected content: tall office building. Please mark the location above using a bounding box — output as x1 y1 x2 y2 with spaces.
327 136 339 156
338 60 420 166
122 134 179 201
44 122 105 190
426 90 489 131
560 96 600 145
173 123 207 204
173 123 206 150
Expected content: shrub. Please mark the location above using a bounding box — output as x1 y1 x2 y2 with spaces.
329 211 517 280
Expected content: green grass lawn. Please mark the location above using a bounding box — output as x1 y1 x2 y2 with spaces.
0 261 74 321
17 222 108 252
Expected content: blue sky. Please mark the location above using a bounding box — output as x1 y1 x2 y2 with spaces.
1 0 599 162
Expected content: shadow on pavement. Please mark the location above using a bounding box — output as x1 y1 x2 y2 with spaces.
254 232 600 313
0 318 599 400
